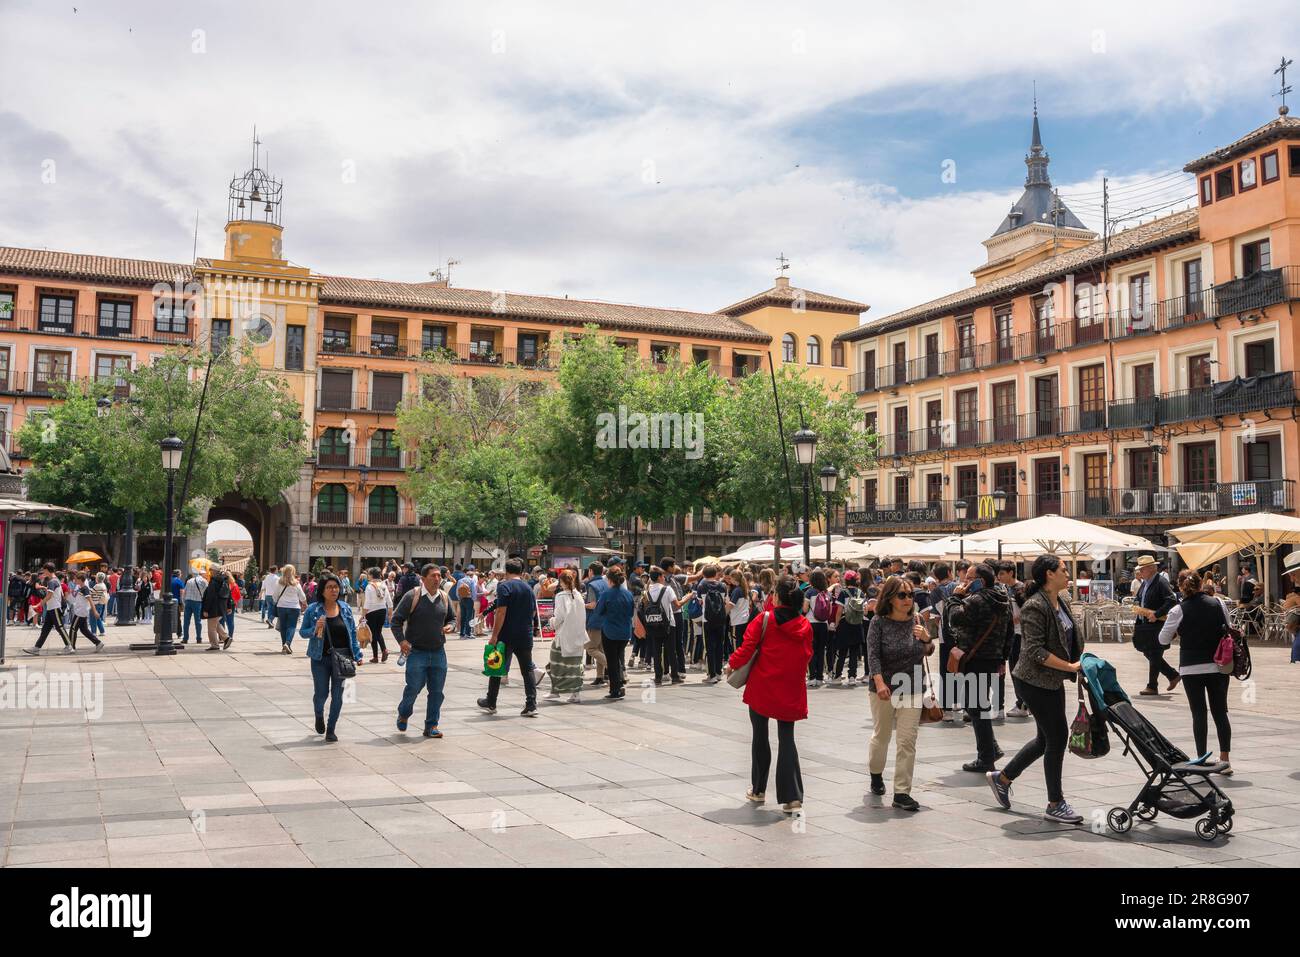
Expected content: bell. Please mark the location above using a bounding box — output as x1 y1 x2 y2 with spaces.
250 187 262 202
264 201 273 213
236 197 245 209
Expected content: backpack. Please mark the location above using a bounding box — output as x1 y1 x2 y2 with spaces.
813 590 833 622
457 579 471 599
841 587 866 625
703 586 727 625
638 585 670 639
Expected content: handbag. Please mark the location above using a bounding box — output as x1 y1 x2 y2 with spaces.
330 649 357 681
726 612 769 689
356 620 372 647
919 657 944 723
482 641 509 677
1067 682 1097 759
1216 602 1250 680
947 609 998 674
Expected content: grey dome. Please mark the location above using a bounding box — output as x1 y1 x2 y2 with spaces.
547 510 604 548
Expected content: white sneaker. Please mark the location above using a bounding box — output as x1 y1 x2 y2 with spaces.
22 647 38 656
61 646 75 655
544 691 561 700
1007 705 1030 718
1044 800 1084 825
943 710 958 722
94 643 105 653
566 693 581 704
846 677 858 687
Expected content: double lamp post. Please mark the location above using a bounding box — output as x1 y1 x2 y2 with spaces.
791 426 840 567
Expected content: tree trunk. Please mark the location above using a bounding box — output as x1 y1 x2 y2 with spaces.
674 513 686 565
771 516 782 566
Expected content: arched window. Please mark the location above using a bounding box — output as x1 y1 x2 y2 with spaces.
806 335 822 365
782 333 797 363
318 427 350 467
831 340 845 367
369 429 400 468
368 486 399 525
317 484 349 524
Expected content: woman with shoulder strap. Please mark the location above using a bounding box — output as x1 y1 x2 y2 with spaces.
274 564 308 654
299 573 363 742
1158 570 1233 774
362 567 392 664
546 569 588 703
987 554 1085 825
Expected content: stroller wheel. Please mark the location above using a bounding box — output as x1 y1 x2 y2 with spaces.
1107 808 1133 834
1135 805 1158 822
1195 818 1219 841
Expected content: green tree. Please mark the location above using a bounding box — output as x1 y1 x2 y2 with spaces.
245 554 260 584
207 546 222 564
715 365 877 562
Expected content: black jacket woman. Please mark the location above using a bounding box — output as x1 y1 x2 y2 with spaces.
1158 571 1233 774
202 568 234 651
986 554 1085 825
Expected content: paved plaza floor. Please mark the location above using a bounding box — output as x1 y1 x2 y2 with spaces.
1 613 1298 868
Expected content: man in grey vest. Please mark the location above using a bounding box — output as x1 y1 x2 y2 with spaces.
392 564 452 738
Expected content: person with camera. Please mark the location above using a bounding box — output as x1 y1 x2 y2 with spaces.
946 563 1011 773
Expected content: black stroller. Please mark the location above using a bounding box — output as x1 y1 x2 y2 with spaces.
1081 654 1234 841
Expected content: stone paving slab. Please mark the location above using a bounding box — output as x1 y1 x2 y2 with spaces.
1 612 1297 867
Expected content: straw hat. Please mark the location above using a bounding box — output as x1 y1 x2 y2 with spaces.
1134 555 1159 569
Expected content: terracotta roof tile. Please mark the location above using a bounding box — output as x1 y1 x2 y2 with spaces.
837 209 1199 341
320 276 771 342
0 246 193 285
1183 115 1300 173
718 281 869 317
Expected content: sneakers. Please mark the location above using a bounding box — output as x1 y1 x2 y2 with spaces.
1217 763 1234 776
746 790 766 804
962 760 997 773
846 677 858 687
566 693 581 704
892 793 919 812
395 715 408 732
476 698 497 714
781 800 802 814
324 731 338 743
93 642 105 653
423 727 443 738
223 636 232 650
1138 687 1159 696
987 771 1012 810
590 676 608 687
281 644 292 655
21 647 38 656
520 706 539 718
807 679 823 689
1006 705 1030 718
869 773 886 796
943 710 958 722
1043 800 1084 824
61 646 75 655
544 691 561 700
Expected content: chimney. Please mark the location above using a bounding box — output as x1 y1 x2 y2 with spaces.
774 276 791 288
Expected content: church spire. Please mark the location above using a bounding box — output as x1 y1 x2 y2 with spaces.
1025 98 1050 188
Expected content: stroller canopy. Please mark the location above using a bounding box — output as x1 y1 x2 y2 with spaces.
1080 652 1129 713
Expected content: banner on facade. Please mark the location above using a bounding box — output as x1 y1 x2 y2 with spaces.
309 543 353 556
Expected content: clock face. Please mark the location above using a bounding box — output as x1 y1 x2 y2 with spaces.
243 314 274 344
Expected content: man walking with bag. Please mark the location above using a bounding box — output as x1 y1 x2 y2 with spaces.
477 559 540 717
1132 555 1180 696
391 564 452 738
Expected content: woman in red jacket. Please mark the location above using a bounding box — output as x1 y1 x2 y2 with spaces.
726 575 814 813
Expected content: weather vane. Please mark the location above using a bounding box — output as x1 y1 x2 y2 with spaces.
1276 56 1293 115
777 253 790 276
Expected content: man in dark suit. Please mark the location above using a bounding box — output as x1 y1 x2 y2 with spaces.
1131 555 1180 695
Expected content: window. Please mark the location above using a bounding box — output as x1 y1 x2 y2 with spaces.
421 324 448 352
863 478 877 510
1214 167 1234 200
1083 452 1108 516
956 317 975 369
956 465 978 503
370 372 403 412
368 486 399 524
0 290 13 322
924 332 939 377
863 410 877 435
1183 441 1217 488
1078 364 1106 430
370 320 400 357
1199 175 1213 206
893 405 909 454
518 333 541 366
1033 296 1055 352
317 428 351 467
781 333 797 363
39 294 75 332
1133 363 1155 398
210 318 231 353
1242 239 1271 275
469 331 497 360
893 475 910 507
1129 448 1156 492
0 346 9 391
1034 375 1059 436
1183 259 1203 316
34 350 71 393
995 309 1015 362
153 299 188 335
322 315 352 353
285 325 305 371
370 429 401 468
1245 435 1280 481
94 355 131 398
1239 157 1257 192
993 382 1016 441
316 484 350 524
97 299 133 336
956 388 977 445
1034 459 1061 515
925 399 943 449
1245 341 1275 378
1188 353 1212 390
892 342 906 386
1262 150 1280 184
650 343 676 364
319 369 353 409
805 336 822 365
1128 273 1151 328
1075 284 1103 343
861 349 876 389
926 472 943 505
831 340 845 367
1290 145 1300 176
994 462 1018 518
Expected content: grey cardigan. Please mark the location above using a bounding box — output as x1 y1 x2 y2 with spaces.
1012 589 1082 691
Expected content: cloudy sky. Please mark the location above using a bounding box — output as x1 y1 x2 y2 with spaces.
3 0 1298 327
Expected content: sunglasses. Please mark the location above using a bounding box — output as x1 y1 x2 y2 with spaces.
898 591 914 598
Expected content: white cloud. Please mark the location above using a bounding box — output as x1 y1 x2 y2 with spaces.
1 0 1294 323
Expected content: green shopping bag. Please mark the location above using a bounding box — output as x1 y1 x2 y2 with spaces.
483 641 508 677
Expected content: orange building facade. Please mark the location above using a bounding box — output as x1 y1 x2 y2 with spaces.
837 112 1300 585
0 151 865 571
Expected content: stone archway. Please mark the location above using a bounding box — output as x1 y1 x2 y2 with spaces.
207 492 293 567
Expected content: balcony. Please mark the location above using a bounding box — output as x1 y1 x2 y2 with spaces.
313 444 411 469
315 506 405 526
0 370 81 397
315 390 411 413
0 308 194 345
848 481 1295 529
1109 372 1296 429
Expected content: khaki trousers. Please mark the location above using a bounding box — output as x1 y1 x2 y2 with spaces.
868 693 921 796
207 615 230 648
584 628 607 678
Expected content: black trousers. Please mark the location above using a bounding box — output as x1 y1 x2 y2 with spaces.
365 609 387 655
69 615 102 648
650 629 679 682
1008 633 1028 708
961 663 1001 764
937 640 955 708
674 617 688 673
601 636 628 695
809 622 829 681
1002 682 1068 804
833 644 861 678
34 609 70 648
1181 672 1231 755
485 644 537 708
703 622 727 678
1141 638 1179 689
750 708 802 805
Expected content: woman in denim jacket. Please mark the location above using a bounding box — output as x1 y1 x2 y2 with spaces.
299 574 364 742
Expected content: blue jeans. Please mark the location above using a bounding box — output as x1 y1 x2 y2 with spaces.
278 608 300 648
92 604 107 636
398 648 448 730
459 597 474 637
182 599 203 643
310 655 346 732
225 610 235 637
107 594 117 616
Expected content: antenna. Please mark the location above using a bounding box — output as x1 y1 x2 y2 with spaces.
1276 56 1294 115
776 252 790 276
192 208 199 262
445 258 460 285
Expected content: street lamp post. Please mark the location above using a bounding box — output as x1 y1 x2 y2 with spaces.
819 466 838 566
792 427 818 568
954 499 968 562
156 436 183 656
515 509 528 560
992 489 1008 562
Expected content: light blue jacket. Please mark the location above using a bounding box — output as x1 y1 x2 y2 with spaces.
298 601 363 662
